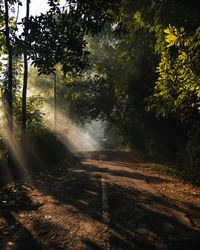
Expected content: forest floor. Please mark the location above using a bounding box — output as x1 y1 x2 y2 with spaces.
0 151 200 249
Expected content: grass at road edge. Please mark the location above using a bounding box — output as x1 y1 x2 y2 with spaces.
148 163 200 187
149 163 181 176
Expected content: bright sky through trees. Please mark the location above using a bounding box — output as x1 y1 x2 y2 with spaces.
17 0 66 20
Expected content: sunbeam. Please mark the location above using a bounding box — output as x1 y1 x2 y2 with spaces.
41 104 101 153
0 101 30 180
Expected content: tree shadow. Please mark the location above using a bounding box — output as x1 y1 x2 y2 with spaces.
26 155 200 249
107 182 200 249
0 184 42 249
1 148 200 249
76 161 170 185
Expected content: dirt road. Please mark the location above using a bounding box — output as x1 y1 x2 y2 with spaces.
0 151 200 249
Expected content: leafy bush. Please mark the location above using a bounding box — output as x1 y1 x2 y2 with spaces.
27 127 75 169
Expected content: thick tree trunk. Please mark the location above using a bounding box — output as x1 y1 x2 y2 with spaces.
22 0 30 138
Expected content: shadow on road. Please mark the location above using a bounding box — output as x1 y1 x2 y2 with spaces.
1 150 200 249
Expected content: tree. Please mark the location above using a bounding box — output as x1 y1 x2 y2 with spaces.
18 0 121 75
4 0 13 133
15 0 121 135
21 0 30 137
3 0 15 169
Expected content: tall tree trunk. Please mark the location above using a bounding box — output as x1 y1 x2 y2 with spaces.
22 0 30 138
4 0 13 131
54 73 57 130
4 0 14 168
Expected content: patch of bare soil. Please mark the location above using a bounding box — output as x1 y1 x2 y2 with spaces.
141 165 200 227
0 151 200 249
0 164 108 250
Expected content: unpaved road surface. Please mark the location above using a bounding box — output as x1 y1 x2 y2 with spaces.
1 151 200 249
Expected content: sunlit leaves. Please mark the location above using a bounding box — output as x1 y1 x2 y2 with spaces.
147 26 200 120
164 25 178 47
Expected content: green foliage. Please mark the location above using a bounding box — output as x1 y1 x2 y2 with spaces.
1 0 200 185
59 1 200 171
14 94 44 131
149 163 180 177
15 0 121 76
66 75 116 122
147 25 200 121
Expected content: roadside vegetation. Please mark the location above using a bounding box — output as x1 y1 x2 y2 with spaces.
0 0 200 186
